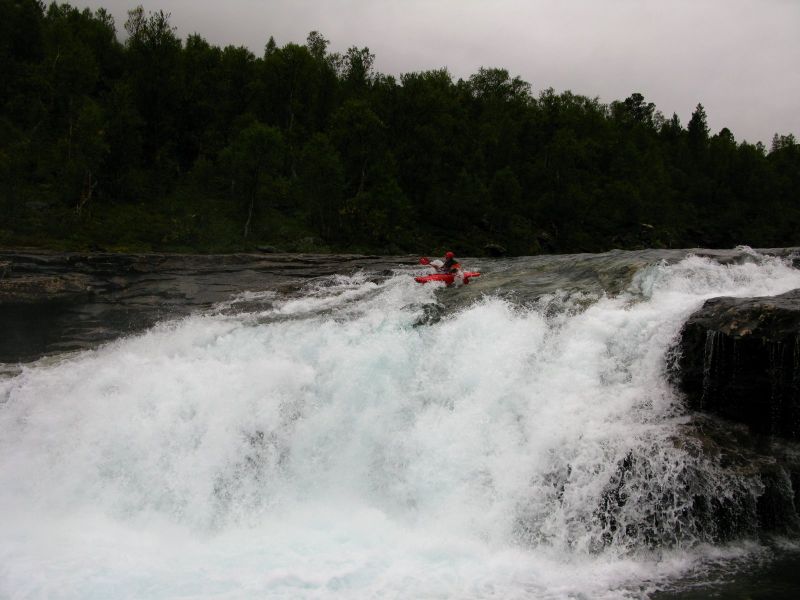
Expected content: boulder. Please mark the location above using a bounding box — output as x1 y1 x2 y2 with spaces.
677 289 800 440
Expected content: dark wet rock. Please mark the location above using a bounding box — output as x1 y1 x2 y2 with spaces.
0 273 94 303
679 415 800 537
535 230 556 253
678 289 800 440
673 288 800 540
593 413 800 550
484 243 507 257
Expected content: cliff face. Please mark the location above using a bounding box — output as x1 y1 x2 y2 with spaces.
678 289 800 441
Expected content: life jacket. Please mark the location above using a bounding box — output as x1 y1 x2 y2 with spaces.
442 257 460 273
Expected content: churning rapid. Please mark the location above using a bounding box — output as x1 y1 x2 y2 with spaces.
1 248 800 599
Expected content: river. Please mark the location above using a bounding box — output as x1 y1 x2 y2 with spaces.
1 247 799 599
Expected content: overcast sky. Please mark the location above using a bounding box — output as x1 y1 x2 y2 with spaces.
73 0 799 145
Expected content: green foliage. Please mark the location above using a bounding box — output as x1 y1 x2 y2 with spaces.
1 1 799 255
297 133 344 242
220 121 284 238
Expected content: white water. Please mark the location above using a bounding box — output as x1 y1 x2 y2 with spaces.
1 251 799 599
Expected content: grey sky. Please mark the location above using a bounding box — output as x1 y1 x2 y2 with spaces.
73 0 799 145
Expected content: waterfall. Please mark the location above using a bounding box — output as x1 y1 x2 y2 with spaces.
2 250 799 599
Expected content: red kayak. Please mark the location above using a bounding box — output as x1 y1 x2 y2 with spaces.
415 272 481 285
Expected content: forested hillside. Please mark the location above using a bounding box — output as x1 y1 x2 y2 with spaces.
2 1 798 255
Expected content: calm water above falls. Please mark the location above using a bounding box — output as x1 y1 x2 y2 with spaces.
1 247 800 599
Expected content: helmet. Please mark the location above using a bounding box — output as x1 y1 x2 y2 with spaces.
445 251 455 259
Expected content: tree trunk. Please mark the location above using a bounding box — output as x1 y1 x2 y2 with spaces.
357 158 368 195
76 169 96 216
243 168 261 239
244 192 255 239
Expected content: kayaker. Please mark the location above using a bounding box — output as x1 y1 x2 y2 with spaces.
415 251 478 285
419 251 461 275
440 251 461 274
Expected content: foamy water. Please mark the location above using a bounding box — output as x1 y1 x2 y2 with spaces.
1 250 799 599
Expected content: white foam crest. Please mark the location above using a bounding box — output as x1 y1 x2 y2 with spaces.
2 253 800 598
633 249 798 301
234 271 437 322
213 289 279 312
228 289 279 304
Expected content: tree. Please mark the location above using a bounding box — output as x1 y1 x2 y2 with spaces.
687 103 709 153
2 5 799 255
489 166 522 232
177 34 223 168
467 67 531 103
123 5 182 170
613 92 657 127
393 69 464 206
220 122 284 238
37 6 122 203
330 99 385 197
264 36 276 56
341 46 375 92
305 30 328 61
771 133 797 153
297 133 344 241
216 44 257 135
0 0 45 120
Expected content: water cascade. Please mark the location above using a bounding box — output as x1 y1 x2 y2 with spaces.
2 251 800 599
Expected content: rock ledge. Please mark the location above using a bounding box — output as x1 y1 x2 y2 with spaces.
678 289 800 440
